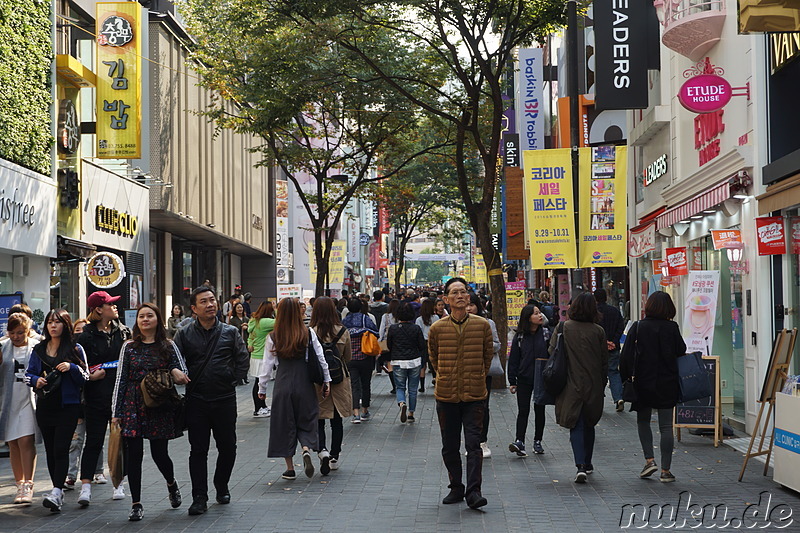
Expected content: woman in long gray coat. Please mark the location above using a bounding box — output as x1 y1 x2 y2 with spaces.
549 292 608 484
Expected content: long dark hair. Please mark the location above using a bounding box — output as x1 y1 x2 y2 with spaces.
131 303 170 360
419 298 436 326
35 309 85 369
310 296 342 342
271 298 308 359
387 299 400 320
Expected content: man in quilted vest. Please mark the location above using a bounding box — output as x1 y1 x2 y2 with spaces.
428 277 494 510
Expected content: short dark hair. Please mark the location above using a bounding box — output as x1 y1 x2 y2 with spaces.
373 290 384 301
593 288 607 303
644 291 676 320
568 292 599 323
347 297 362 313
444 277 468 294
397 303 416 322
190 286 215 307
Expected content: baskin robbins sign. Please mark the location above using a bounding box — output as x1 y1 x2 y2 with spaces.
678 58 749 114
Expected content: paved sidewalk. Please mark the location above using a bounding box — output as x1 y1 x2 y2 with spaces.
2 373 798 532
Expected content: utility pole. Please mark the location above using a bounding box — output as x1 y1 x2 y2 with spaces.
567 0 581 294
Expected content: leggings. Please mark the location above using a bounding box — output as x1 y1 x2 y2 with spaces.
252 382 267 411
636 407 674 470
125 437 175 503
37 405 81 489
514 382 546 442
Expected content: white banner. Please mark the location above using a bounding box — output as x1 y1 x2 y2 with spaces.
629 222 656 258
276 217 289 266
404 253 465 261
277 283 302 301
516 48 545 152
347 218 359 262
682 270 721 354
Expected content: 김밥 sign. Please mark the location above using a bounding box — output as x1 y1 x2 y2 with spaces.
756 216 787 255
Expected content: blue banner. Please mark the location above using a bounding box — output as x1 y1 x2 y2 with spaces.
0 292 24 336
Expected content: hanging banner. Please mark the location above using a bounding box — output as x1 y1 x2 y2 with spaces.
691 246 704 271
522 149 577 269
683 270 721 353
347 218 359 262
474 254 488 284
665 247 689 276
309 240 345 285
629 223 656 258
579 146 628 267
276 180 289 267
516 48 545 151
791 217 800 254
96 2 142 158
710 229 742 250
756 216 787 256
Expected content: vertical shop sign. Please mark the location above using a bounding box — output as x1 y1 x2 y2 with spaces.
557 273 570 321
96 2 141 158
522 149 577 269
515 48 544 151
347 218 359 262
578 146 628 267
276 180 289 267
790 217 800 254
756 216 787 255
683 270 721 353
665 247 689 276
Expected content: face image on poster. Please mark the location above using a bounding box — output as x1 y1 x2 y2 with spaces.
590 150 616 231
129 274 142 309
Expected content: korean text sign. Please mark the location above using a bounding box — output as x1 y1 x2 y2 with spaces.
682 270 720 353
309 240 345 284
756 216 786 256
665 247 689 276
522 149 577 269
96 2 142 158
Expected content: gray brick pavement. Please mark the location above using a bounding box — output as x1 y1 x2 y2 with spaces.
2 374 798 531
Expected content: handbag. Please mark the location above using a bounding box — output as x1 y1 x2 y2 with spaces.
622 322 640 403
108 422 125 489
488 353 504 377
360 316 381 356
306 331 325 385
677 351 712 402
542 322 568 397
174 328 221 432
140 368 178 408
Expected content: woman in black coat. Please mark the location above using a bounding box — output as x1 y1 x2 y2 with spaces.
620 291 686 483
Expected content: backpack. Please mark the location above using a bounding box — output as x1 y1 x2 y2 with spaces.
320 327 347 385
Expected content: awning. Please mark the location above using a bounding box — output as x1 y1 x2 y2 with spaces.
756 172 800 215
656 180 731 230
631 206 666 232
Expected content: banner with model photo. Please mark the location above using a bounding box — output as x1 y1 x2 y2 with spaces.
683 270 721 354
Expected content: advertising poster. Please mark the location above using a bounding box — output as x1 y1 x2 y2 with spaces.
506 285 527 331
683 270 721 353
309 240 345 285
578 146 628 267
0 293 24 336
276 180 289 267
665 247 689 276
710 229 742 250
756 216 787 255
474 254 487 284
277 284 302 302
522 149 577 269
629 222 655 258
96 2 142 158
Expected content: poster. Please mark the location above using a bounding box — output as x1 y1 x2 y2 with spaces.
506 286 527 329
96 2 142 158
683 270 721 353
309 240 345 285
522 149 577 269
474 254 487 284
790 217 800 254
276 180 289 267
756 216 787 255
665 247 689 276
129 274 142 309
0 293 24 336
579 146 628 267
629 222 655 258
277 284 302 301
710 229 742 250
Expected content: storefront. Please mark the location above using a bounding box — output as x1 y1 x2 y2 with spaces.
0 158 57 331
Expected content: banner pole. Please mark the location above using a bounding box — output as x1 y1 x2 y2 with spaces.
567 0 580 268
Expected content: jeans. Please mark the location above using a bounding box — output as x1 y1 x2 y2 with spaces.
186 396 238 500
37 405 80 489
607 349 622 402
393 365 421 412
318 410 343 459
569 410 596 468
636 407 674 470
80 404 112 481
480 376 492 443
348 358 374 410
125 438 175 503
514 382 546 442
436 400 484 497
68 418 103 479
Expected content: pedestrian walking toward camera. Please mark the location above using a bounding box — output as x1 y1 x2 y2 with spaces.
259 298 330 480
26 309 89 512
309 297 351 474
248 301 276 418
549 292 608 484
112 303 190 521
388 303 426 423
173 286 249 515
595 289 625 412
428 277 493 510
620 291 686 483
508 305 553 457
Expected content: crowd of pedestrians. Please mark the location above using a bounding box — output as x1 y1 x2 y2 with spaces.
0 278 691 518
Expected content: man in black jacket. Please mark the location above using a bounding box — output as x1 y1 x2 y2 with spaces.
595 289 626 412
173 286 250 515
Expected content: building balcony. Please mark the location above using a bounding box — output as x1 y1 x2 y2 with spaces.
739 0 800 32
658 0 726 61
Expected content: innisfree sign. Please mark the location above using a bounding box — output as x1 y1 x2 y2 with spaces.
678 58 749 114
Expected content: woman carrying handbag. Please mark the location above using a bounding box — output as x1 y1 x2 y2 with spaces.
620 291 686 483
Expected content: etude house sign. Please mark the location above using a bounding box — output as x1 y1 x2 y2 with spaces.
679 75 732 114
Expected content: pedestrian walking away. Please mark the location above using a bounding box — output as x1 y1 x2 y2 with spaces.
342 298 379 423
378 299 400 395
248 301 277 418
111 303 190 521
259 298 331 480
173 286 250 515
595 289 625 412
428 277 493 510
414 298 439 393
387 303 426 424
620 291 687 484
550 293 608 484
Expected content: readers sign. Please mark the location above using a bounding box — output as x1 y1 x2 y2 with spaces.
756 216 786 256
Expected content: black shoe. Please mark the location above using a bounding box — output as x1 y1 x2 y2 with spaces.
282 469 297 480
466 491 488 509
585 464 594 474
215 489 230 504
418 387 425 393
167 481 182 508
188 499 207 515
390 389 396 395
407 414 415 423
574 467 588 484
442 488 465 504
128 503 144 521
532 440 544 454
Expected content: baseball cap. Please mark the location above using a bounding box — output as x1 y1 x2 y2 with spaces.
87 291 121 309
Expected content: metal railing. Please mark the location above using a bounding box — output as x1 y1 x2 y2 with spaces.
662 0 726 26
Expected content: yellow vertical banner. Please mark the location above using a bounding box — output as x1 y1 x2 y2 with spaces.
522 149 577 269
388 263 396 283
96 2 142 158
474 254 488 284
309 240 346 284
578 146 628 267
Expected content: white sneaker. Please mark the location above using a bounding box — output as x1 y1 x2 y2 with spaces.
318 450 331 476
43 488 63 512
112 482 125 500
254 407 271 418
481 442 492 458
93 473 108 484
78 484 91 507
329 458 339 471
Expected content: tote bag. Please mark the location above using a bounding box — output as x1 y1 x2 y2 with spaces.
677 351 712 402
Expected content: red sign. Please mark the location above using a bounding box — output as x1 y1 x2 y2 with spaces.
694 110 725 166
629 223 656 258
665 247 689 276
679 74 732 114
691 246 704 270
710 229 742 250
756 216 786 256
791 217 800 254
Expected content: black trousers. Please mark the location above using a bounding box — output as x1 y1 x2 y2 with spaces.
348 358 374 410
37 404 81 489
480 376 492 443
436 400 484 497
252 382 267 411
514 382 546 442
186 396 237 500
317 409 343 458
125 437 175 503
80 403 112 481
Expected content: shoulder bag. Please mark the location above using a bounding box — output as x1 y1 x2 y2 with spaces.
677 351 712 402
306 330 325 385
542 321 568 397
360 315 381 356
622 322 640 403
174 326 222 431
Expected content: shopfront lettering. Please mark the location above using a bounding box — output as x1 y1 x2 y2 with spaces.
695 110 725 166
643 154 668 186
96 204 138 237
611 0 632 89
770 32 800 73
0 188 36 230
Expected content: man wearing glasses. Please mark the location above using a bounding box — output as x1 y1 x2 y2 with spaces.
427 277 494 509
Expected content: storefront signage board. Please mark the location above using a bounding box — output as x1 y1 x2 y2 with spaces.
277 284 302 302
87 251 126 289
710 229 742 250
756 216 787 255
665 247 689 276
0 159 56 258
679 74 732 114
682 270 721 354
